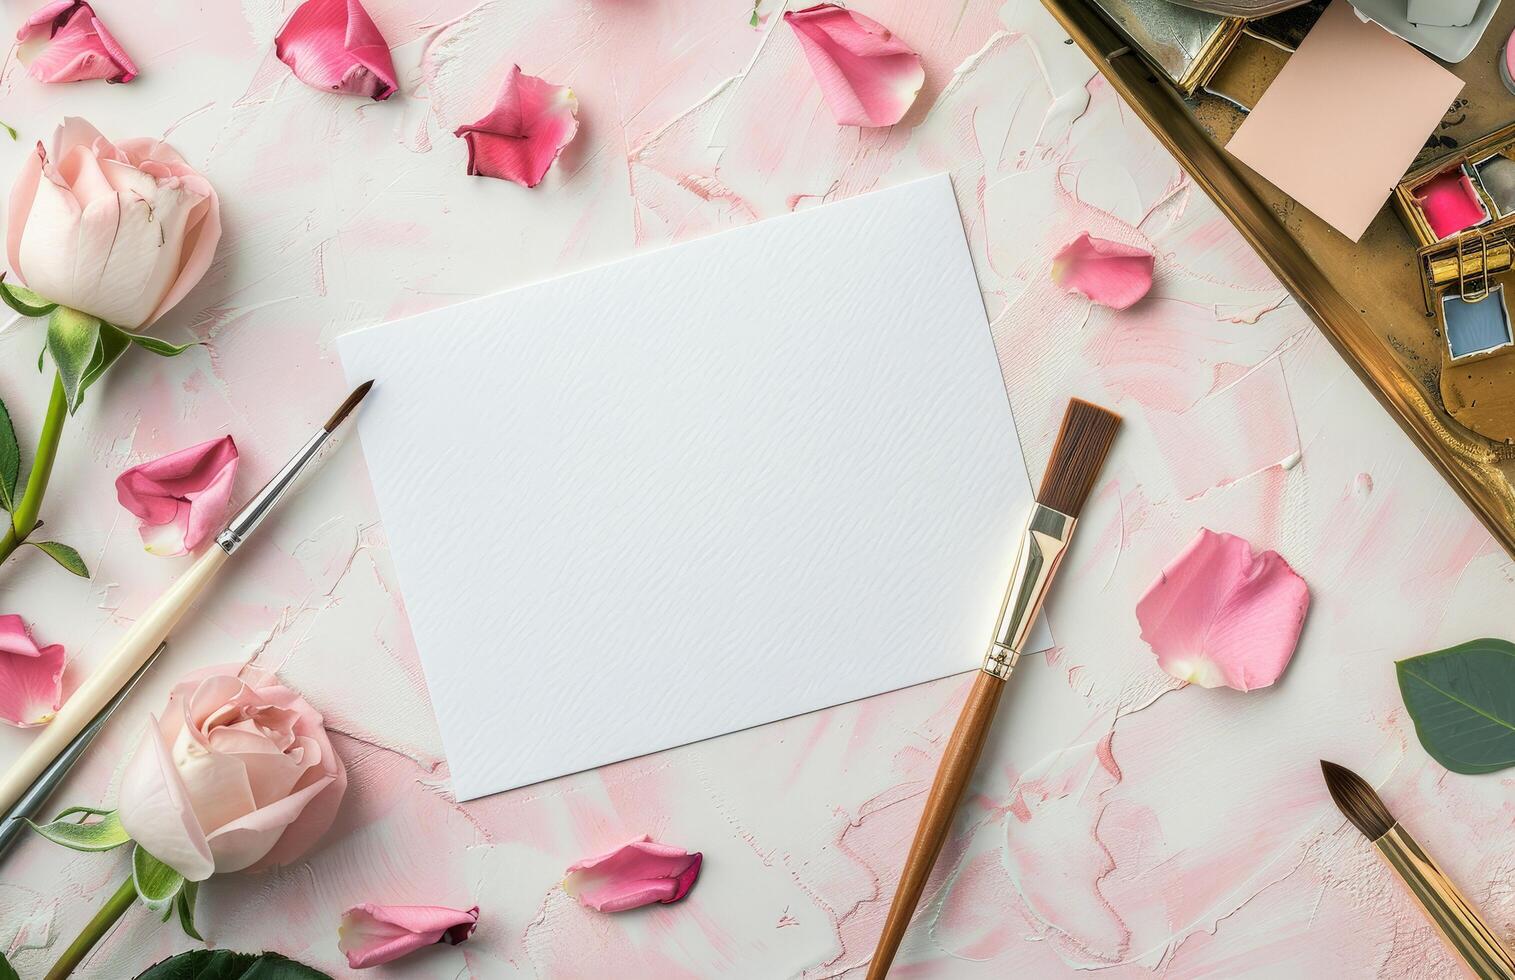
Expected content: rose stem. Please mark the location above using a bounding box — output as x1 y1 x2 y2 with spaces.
0 375 67 565
44 873 135 980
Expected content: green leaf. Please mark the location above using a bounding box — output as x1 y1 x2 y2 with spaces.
24 808 130 851
79 322 132 398
120 329 197 358
175 879 204 941
0 120 15 142
28 541 88 577
1397 638 1515 774
52 804 117 822
133 950 333 980
133 844 185 913
0 948 18 980
46 306 103 414
0 274 57 317
0 395 18 511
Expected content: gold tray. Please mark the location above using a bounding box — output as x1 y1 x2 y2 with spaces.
1044 0 1515 558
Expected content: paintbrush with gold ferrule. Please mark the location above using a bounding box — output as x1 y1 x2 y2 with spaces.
0 381 373 818
1322 761 1515 979
868 398 1121 978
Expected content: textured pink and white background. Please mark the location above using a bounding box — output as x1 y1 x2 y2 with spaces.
1 1 1512 976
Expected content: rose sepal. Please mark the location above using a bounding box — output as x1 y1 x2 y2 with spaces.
0 273 57 317
40 304 201 414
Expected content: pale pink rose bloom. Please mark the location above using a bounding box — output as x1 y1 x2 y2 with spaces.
783 4 924 127
274 0 397 101
454 66 578 188
338 904 478 969
1136 528 1310 692
7 118 221 329
563 836 702 912
117 662 347 881
0 614 65 728
16 0 136 84
1050 232 1155 311
115 436 238 556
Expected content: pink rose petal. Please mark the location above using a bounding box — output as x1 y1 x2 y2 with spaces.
563 836 702 913
453 66 578 188
784 4 924 127
1050 232 1155 311
16 1 136 84
338 904 478 969
1135 528 1310 692
114 436 238 556
0 614 65 728
274 0 397 101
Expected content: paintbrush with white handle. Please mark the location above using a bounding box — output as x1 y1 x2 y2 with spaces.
0 381 372 815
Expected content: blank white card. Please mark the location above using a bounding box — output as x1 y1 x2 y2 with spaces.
338 175 1049 800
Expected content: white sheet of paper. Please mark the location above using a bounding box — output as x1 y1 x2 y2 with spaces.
338 174 1050 800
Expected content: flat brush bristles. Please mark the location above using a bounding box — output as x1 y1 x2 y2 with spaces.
1036 398 1121 517
324 380 374 432
1321 760 1395 840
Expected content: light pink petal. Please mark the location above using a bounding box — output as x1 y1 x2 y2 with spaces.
453 65 578 188
117 716 217 881
115 436 239 556
1050 232 1155 311
6 142 47 285
274 0 397 101
783 4 924 127
16 3 135 84
338 904 479 969
0 615 63 727
202 774 333 873
563 836 703 913
1135 528 1310 692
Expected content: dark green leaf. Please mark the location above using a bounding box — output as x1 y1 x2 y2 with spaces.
0 395 17 511
133 950 333 980
0 274 57 317
120 329 197 357
24 808 129 851
46 306 103 414
175 879 204 941
0 947 18 980
1397 638 1515 774
28 540 89 577
133 844 185 912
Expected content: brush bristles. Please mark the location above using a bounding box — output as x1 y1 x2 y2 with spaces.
1321 760 1395 841
1036 399 1121 517
324 380 374 432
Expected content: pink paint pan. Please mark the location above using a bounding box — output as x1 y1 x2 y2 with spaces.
1414 165 1491 239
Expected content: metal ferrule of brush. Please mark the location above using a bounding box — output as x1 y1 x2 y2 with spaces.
981 503 1075 679
215 429 330 555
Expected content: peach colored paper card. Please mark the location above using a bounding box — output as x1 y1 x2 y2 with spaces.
1226 0 1462 242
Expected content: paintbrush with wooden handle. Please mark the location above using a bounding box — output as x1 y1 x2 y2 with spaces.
867 397 1121 978
0 381 373 817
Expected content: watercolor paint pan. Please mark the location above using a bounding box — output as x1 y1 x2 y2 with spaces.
1088 0 1246 95
1440 282 1515 362
1396 119 1515 246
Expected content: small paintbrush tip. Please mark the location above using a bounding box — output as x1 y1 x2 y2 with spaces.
1321 760 1395 841
324 380 374 432
1036 398 1121 517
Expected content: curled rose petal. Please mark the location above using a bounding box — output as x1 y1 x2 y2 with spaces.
114 436 238 556
783 4 924 127
16 1 136 84
274 0 397 101
338 904 479 969
563 836 702 913
0 614 65 728
1050 232 1155 311
454 66 578 188
1135 528 1310 692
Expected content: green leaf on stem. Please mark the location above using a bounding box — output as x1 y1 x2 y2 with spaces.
133 951 333 980
119 328 197 358
1397 638 1515 774
133 844 186 913
0 948 17 980
79 323 133 399
0 274 57 317
0 120 15 141
46 306 103 414
174 879 204 941
28 540 88 577
52 804 116 822
0 395 18 511
24 808 130 851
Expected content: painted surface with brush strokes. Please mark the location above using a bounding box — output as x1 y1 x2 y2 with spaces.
0 1 1511 976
